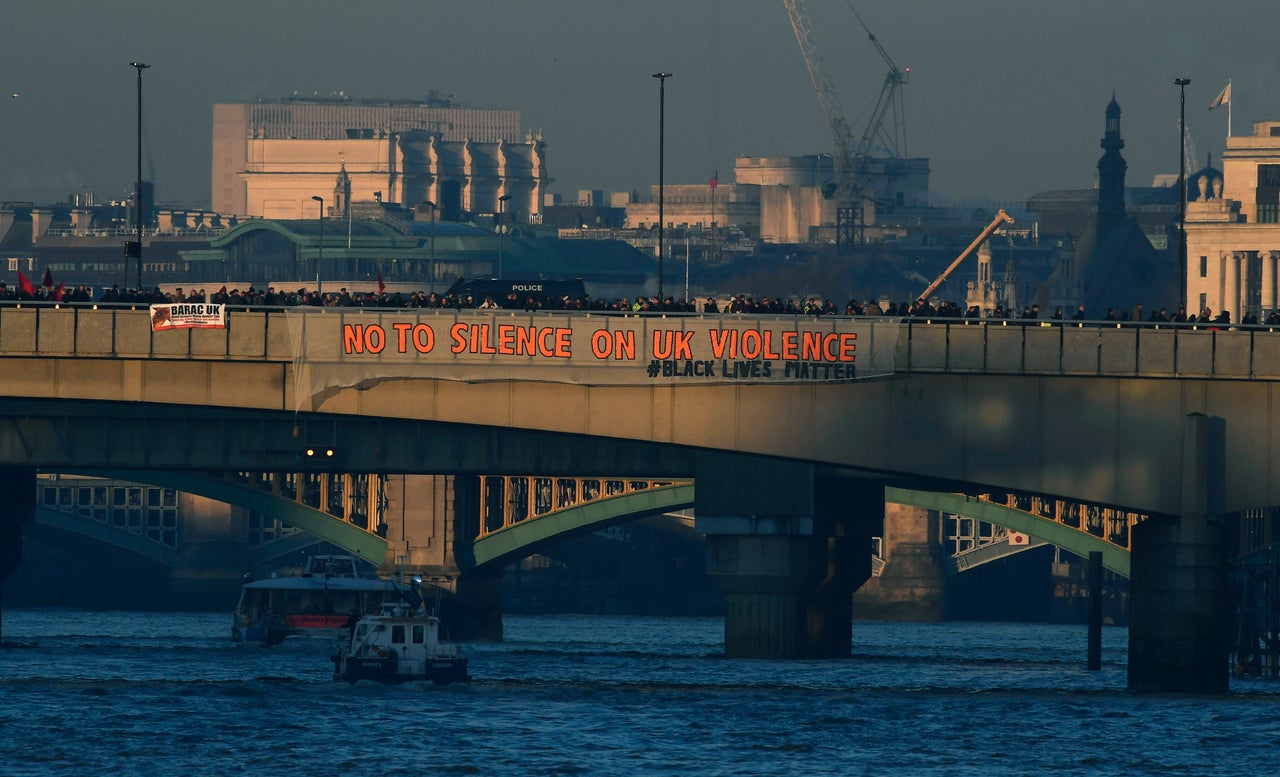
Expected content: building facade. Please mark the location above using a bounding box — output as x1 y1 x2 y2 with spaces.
1184 120 1280 322
212 98 548 224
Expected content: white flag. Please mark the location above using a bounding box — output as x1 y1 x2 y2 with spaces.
1210 83 1231 110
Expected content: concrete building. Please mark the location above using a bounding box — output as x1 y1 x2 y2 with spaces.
212 97 549 224
624 153 930 245
1184 120 1280 322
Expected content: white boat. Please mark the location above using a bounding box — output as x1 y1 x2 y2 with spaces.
231 555 418 646
330 604 470 685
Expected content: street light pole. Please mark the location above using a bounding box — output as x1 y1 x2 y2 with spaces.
653 72 671 304
423 201 437 288
497 194 512 279
312 195 325 296
130 61 149 291
1176 77 1191 312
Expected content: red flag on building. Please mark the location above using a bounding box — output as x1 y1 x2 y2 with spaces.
16 270 35 297
709 171 718 190
41 268 53 289
377 270 385 295
52 281 65 301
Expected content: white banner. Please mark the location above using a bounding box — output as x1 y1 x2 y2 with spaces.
150 303 227 331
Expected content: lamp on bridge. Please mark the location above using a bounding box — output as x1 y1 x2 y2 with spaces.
497 194 512 279
303 445 338 470
129 60 149 291
652 71 672 303
422 200 437 288
1175 77 1190 311
311 195 325 295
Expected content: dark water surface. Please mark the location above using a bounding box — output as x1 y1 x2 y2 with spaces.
2 609 1278 775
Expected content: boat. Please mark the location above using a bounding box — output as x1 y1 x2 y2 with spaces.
231 555 419 646
330 603 470 685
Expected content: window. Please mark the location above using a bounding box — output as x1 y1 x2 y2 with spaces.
1200 256 1207 278
391 625 406 644
1258 165 1280 223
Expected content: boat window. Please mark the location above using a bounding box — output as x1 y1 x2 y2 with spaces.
391 625 406 644
354 624 366 639
412 625 425 644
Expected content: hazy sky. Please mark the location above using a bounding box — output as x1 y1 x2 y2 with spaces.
1 1 1276 210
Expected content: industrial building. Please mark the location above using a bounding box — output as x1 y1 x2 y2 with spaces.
211 96 549 225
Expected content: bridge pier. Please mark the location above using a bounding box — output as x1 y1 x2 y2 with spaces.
379 474 504 642
0 467 36 644
1128 413 1230 693
852 502 946 621
696 455 878 658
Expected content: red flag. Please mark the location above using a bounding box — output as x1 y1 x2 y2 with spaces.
53 281 65 302
709 171 718 190
41 268 53 289
377 270 385 295
16 270 35 297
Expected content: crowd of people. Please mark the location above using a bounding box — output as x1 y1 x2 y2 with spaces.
2 279 1276 326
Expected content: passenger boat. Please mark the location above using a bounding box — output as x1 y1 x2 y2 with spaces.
231 555 417 646
330 604 470 685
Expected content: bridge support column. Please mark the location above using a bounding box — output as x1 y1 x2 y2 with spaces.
0 467 37 644
852 502 946 621
381 474 503 642
696 455 878 658
1128 413 1229 693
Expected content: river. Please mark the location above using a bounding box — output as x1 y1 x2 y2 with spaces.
1 609 1278 775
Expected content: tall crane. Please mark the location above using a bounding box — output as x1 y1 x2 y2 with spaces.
846 0 909 164
783 0 908 250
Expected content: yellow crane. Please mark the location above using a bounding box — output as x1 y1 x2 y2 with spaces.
916 210 1015 305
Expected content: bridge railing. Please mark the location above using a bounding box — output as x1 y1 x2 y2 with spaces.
6 302 1280 380
899 319 1280 379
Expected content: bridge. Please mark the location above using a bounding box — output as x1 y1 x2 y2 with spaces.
4 302 1279 692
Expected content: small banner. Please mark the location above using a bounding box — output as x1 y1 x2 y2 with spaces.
1008 530 1030 546
150 302 227 331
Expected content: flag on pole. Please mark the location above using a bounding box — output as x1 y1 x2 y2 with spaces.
377 270 385 295
52 281 65 302
709 171 718 190
16 270 35 297
1210 83 1231 110
41 268 53 289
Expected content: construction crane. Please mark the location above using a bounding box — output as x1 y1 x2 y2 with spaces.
783 0 908 251
916 209 1015 305
846 0 909 164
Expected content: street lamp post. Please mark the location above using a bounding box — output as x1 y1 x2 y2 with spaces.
424 200 440 289
497 194 512 279
130 61 149 291
653 72 671 304
312 195 325 295
1175 77 1191 312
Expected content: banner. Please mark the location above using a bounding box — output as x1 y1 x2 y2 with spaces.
288 309 902 408
150 302 227 331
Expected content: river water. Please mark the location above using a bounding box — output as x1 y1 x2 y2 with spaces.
1 609 1278 775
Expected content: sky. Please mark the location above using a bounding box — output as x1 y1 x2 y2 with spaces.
1 0 1277 211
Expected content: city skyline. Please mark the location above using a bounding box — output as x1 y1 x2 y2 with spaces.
0 0 1274 211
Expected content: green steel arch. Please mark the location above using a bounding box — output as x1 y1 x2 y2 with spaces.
466 483 695 571
887 486 1130 577
33 504 181 566
91 470 388 566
